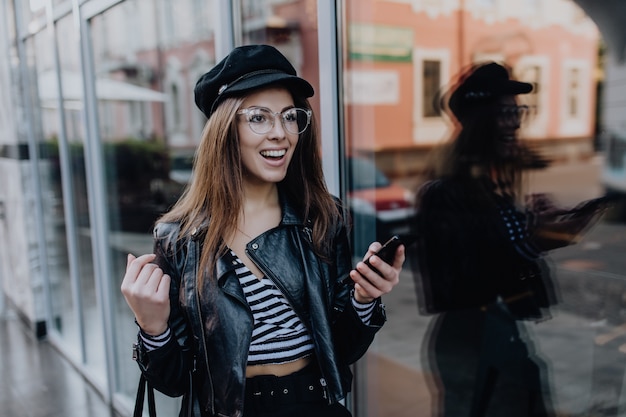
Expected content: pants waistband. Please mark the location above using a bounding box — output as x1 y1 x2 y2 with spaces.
245 364 327 411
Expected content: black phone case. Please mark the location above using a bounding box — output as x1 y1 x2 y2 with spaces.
365 234 417 274
343 234 416 283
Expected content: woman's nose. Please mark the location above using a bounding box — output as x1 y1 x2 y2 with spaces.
267 116 287 139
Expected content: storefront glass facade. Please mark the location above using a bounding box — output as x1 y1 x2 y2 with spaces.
2 1 626 416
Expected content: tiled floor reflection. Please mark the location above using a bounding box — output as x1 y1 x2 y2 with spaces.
0 309 124 417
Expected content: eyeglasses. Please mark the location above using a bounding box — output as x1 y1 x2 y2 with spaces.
498 105 531 120
237 107 312 135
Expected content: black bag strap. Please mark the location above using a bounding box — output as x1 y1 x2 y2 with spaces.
133 370 194 417
134 374 157 417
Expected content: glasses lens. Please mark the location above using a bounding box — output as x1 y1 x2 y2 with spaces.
282 108 310 134
499 105 529 120
517 105 529 118
244 108 273 134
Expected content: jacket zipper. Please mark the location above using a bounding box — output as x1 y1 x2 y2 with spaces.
190 237 214 415
245 232 332 403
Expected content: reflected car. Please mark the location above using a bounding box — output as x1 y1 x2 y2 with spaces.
347 156 416 251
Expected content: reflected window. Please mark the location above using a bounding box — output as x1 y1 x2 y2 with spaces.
239 0 320 116
519 64 542 110
423 60 442 118
568 67 580 118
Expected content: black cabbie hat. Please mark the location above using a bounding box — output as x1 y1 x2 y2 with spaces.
448 62 532 119
194 44 315 118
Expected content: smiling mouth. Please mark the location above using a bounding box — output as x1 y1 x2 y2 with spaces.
260 149 286 159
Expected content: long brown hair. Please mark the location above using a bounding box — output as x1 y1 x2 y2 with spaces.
158 91 339 287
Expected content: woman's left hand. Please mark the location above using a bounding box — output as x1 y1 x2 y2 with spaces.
348 242 404 303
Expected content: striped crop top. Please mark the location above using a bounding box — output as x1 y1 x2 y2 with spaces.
233 253 315 365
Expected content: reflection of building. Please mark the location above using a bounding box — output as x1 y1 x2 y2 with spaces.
343 0 600 180
98 0 600 181
81 0 601 159
0 0 602 336
89 0 321 149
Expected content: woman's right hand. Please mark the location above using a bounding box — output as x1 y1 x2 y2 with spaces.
120 253 171 336
526 193 606 250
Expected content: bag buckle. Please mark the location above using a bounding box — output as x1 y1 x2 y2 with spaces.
132 342 142 362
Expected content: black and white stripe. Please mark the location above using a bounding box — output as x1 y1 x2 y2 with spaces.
139 327 171 351
234 254 315 365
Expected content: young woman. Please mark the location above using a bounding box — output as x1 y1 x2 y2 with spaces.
121 44 404 417
413 62 605 417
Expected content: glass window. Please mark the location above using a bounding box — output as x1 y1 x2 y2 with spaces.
88 0 217 410
342 1 612 416
24 13 103 372
25 14 101 370
239 0 321 116
55 12 104 381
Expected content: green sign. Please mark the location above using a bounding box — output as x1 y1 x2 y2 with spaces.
349 23 413 62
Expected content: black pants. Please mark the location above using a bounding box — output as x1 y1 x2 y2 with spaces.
244 402 352 417
243 362 352 417
427 305 554 417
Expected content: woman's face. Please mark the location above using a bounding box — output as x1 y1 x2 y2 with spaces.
492 95 526 159
237 87 300 187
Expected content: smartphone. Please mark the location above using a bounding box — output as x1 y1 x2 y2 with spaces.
343 234 416 284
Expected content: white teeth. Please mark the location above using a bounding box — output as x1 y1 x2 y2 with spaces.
260 149 286 158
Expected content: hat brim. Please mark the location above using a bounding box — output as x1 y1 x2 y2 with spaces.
498 79 533 95
221 72 314 102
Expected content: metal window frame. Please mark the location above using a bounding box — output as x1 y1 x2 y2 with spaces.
317 0 345 199
72 0 120 402
43 0 89 366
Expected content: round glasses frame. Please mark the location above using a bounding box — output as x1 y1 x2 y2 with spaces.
499 104 531 119
237 107 312 135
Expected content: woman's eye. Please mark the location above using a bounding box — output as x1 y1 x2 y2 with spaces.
249 114 267 123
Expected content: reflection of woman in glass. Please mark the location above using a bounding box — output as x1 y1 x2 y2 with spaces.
413 62 605 417
120 45 404 417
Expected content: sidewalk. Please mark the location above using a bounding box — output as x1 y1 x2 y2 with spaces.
0 308 124 417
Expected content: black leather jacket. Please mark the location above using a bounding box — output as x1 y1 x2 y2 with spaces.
414 177 556 319
134 195 386 417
